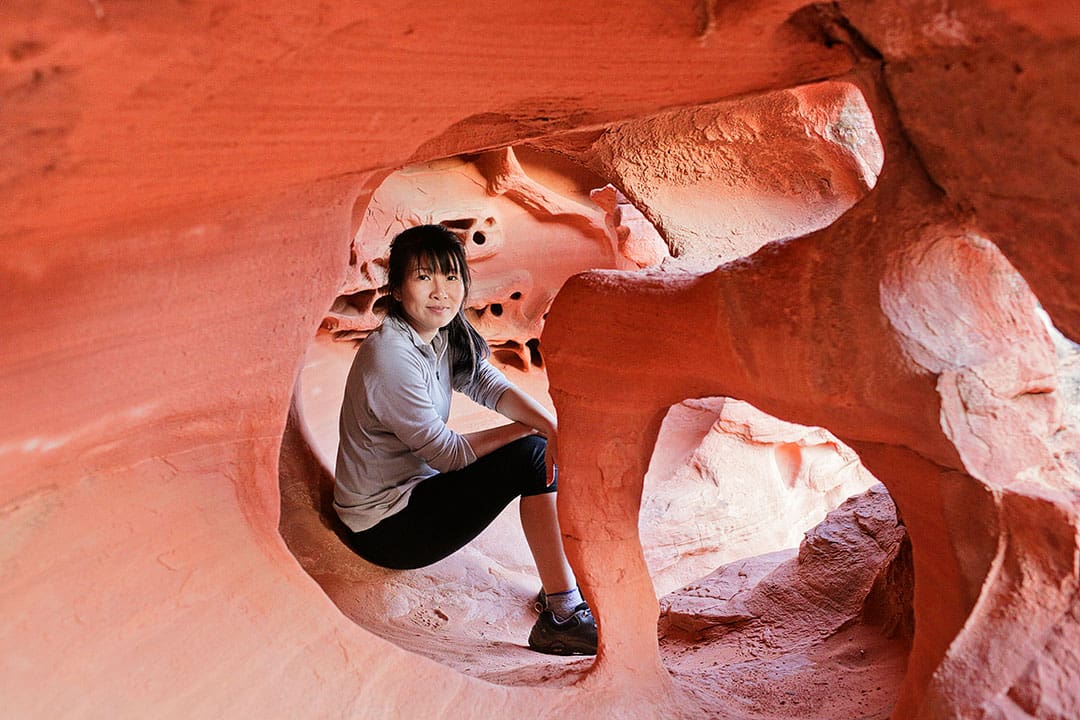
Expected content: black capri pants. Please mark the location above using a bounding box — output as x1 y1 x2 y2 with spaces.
343 435 554 569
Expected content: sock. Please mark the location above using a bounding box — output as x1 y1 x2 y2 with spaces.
545 586 584 620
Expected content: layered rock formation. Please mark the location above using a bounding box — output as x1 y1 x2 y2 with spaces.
2 1 1078 719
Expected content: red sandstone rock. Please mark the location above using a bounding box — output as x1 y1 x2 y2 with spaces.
2 2 1078 719
547 79 883 268
642 398 877 596
659 484 912 719
542 68 1079 720
326 147 651 350
660 484 908 640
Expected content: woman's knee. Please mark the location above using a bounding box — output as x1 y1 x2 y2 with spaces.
517 434 546 470
520 433 547 458
514 434 552 495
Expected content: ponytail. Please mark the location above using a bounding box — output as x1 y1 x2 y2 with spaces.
447 311 490 382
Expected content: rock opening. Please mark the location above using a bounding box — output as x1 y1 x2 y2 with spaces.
284 83 892 702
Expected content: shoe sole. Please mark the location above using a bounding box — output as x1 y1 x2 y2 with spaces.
527 640 596 656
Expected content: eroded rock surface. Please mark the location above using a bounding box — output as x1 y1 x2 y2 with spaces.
660 485 913 720
642 398 878 596
2 1 1078 719
545 79 884 268
323 147 658 350
541 62 1080 718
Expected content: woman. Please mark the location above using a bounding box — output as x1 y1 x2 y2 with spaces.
334 224 596 656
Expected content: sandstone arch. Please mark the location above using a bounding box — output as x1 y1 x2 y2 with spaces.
541 68 1079 718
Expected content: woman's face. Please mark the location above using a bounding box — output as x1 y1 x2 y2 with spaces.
394 258 465 342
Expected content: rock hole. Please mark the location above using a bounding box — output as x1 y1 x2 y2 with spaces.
286 108 879 692
526 338 543 368
442 218 475 230
492 341 527 372
372 293 393 316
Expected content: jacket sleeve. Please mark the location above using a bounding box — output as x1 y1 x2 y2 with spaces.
363 351 477 473
453 358 513 411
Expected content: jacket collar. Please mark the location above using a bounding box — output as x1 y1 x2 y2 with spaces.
386 314 448 356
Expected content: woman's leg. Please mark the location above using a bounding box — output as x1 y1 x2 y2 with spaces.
520 492 575 594
344 434 595 654
345 435 558 570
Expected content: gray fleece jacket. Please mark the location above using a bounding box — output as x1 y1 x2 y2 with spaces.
333 315 512 532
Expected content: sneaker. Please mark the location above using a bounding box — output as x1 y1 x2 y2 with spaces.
528 602 597 656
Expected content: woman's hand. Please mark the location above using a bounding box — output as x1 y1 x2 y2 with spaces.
491 385 559 484
544 428 559 487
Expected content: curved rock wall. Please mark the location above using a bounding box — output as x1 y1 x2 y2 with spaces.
2 1 1077 719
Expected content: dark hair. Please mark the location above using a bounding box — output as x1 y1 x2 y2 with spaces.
386 224 490 379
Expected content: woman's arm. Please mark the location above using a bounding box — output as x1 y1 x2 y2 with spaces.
456 363 559 483
494 385 557 437
494 385 559 486
462 421 537 459
363 344 479 473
